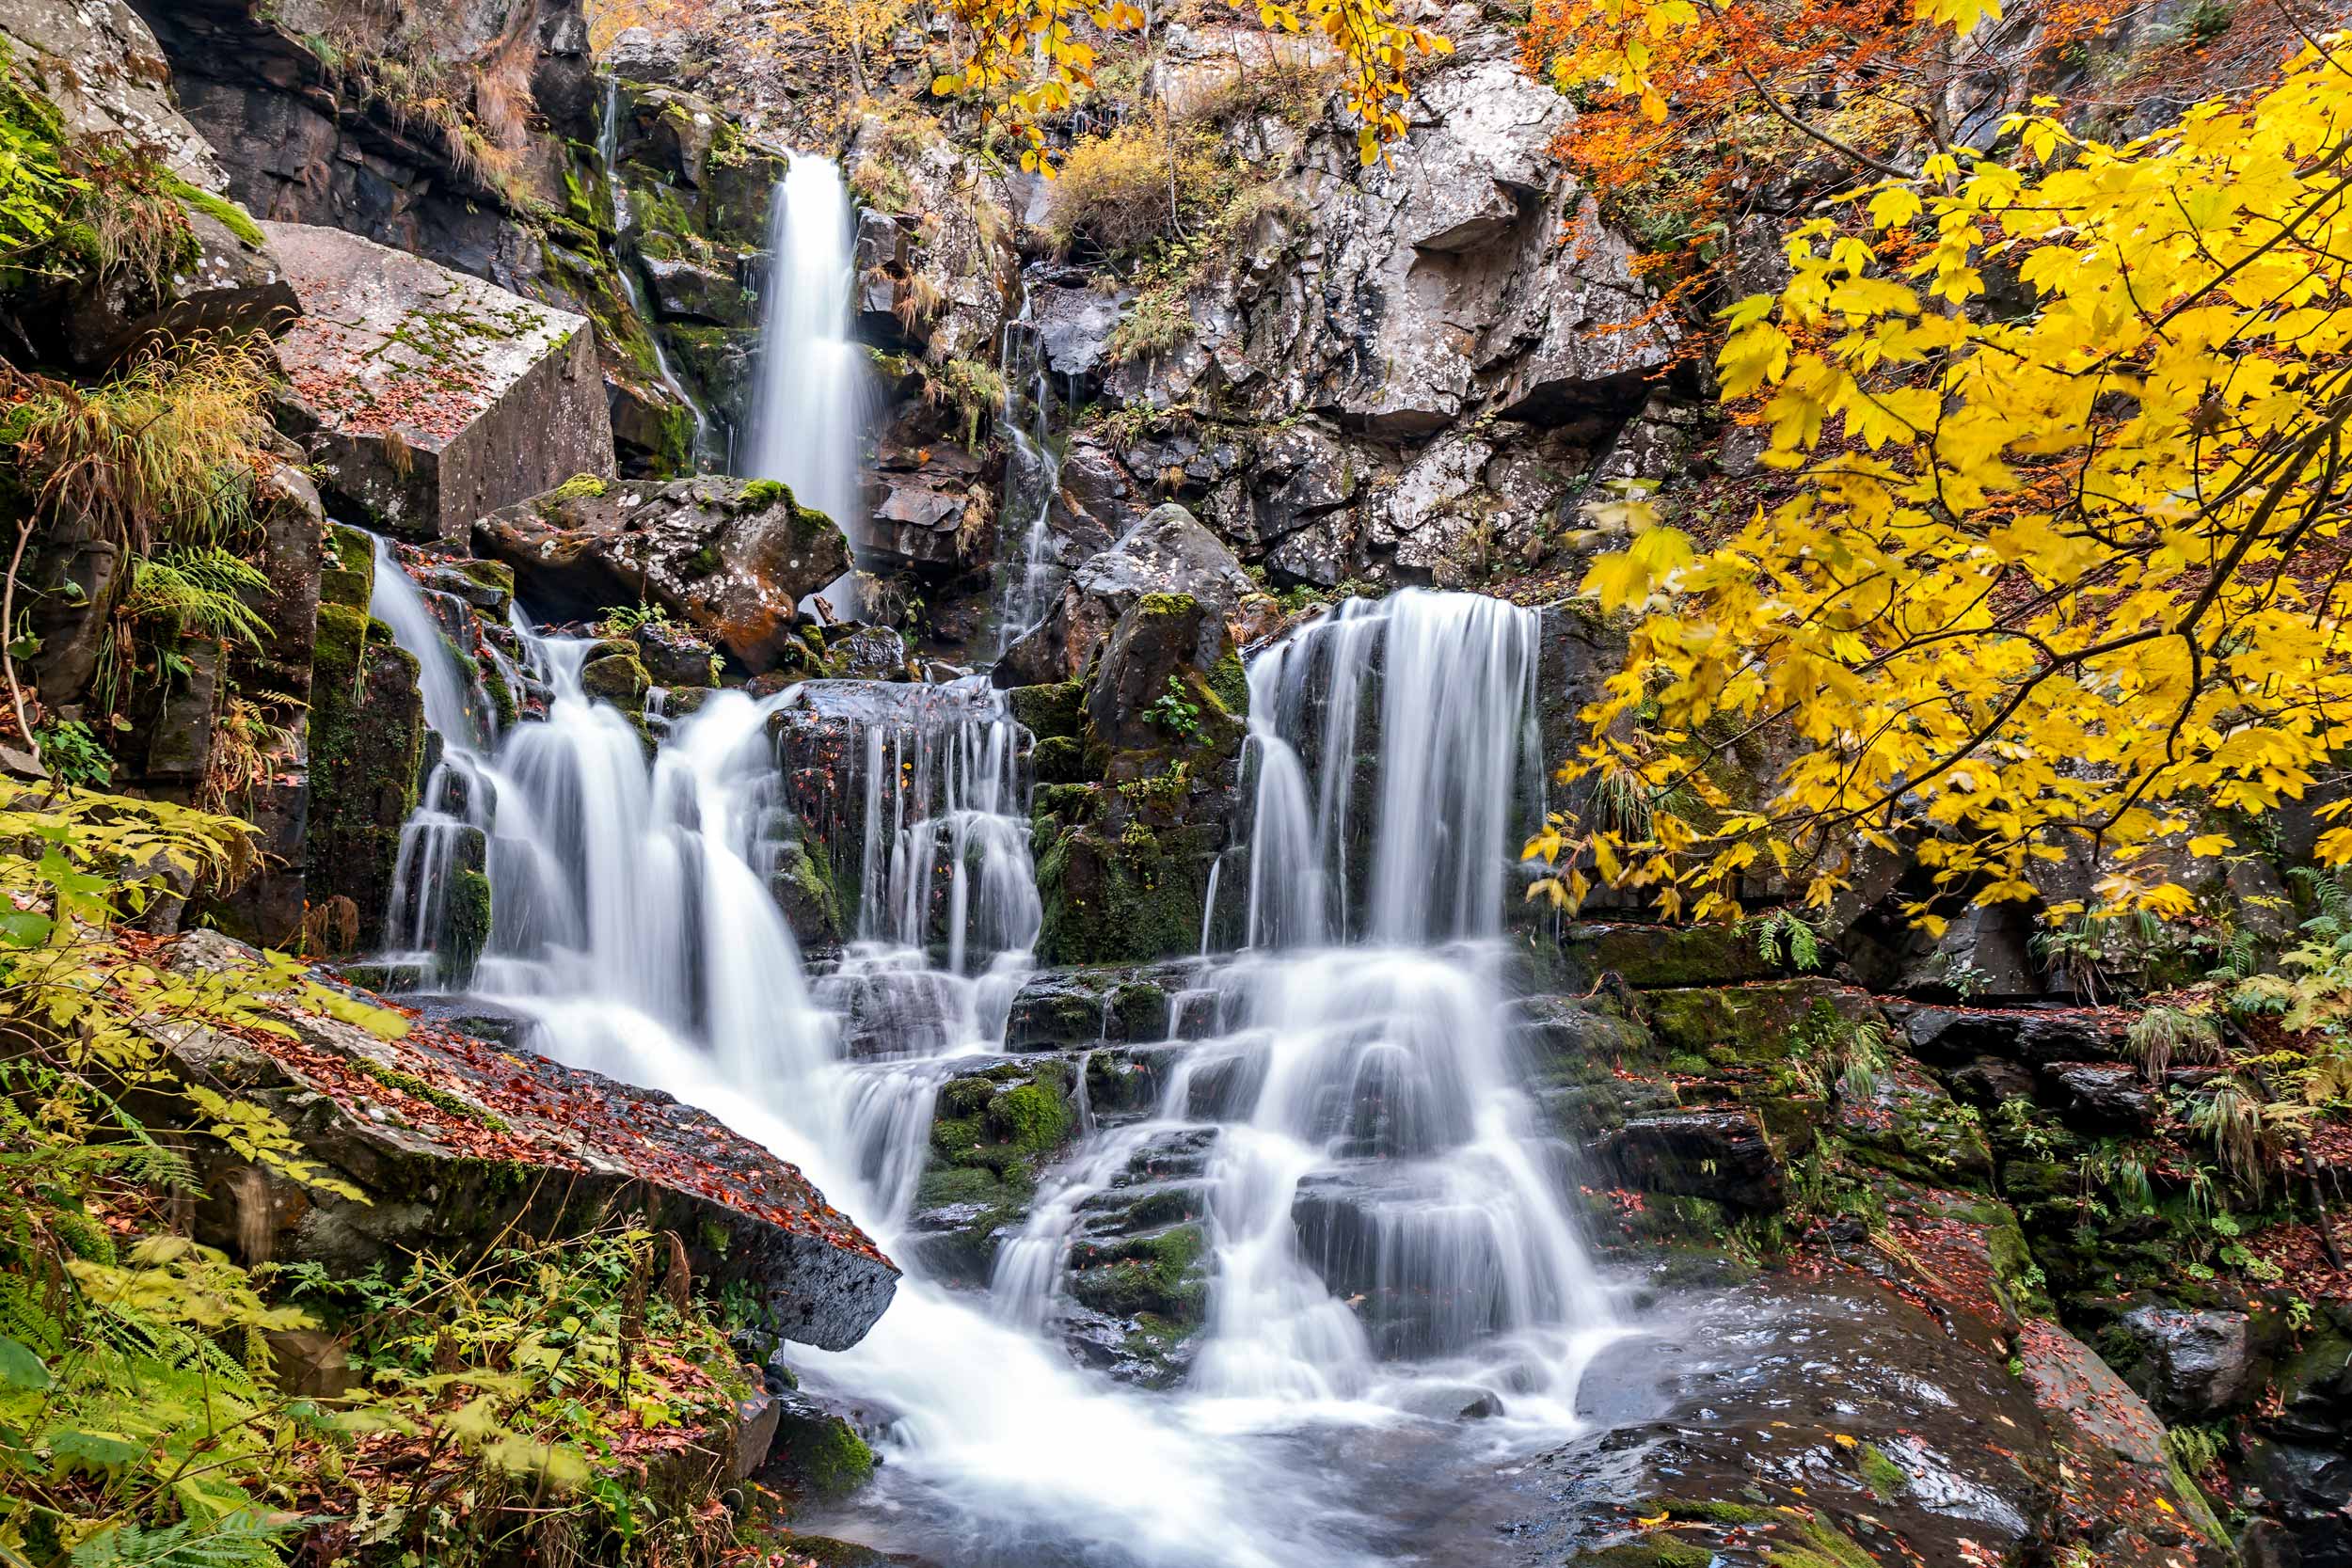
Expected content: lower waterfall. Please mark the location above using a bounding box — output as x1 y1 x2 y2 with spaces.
373 587 1618 1567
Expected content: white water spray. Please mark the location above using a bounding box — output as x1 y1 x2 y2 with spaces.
369 564 1616 1566
746 154 868 602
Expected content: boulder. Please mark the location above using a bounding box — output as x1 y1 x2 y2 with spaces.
266 223 615 545
2114 1304 2262 1418
158 931 898 1354
473 477 850 672
1596 1108 1784 1210
996 503 1251 688
635 623 716 688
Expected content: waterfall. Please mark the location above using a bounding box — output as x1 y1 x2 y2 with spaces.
992 284 1067 652
370 563 1619 1567
746 154 867 596
596 77 716 472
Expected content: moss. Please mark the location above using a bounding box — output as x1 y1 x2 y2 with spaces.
580 652 650 705
1033 735 1089 784
986 1082 1073 1152
320 523 377 610
914 1165 1001 1208
158 173 265 248
1563 1542 1716 1568
1560 923 1779 990
1007 681 1087 739
1855 1443 1906 1500
1035 822 1216 965
479 651 518 732
304 602 424 949
445 867 492 982
772 1406 875 1500
1136 591 1200 619
685 542 722 577
739 477 789 508
353 1056 510 1132
1069 1225 1208 1322
546 472 610 502
1206 647 1249 715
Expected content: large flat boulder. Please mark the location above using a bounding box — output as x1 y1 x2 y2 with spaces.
159 931 898 1354
266 221 614 545
475 477 850 671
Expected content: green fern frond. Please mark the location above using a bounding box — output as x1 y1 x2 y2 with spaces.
69 1508 301 1568
121 546 272 648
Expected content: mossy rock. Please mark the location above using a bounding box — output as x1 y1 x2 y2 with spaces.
580 651 651 705
303 603 424 950
1645 980 1874 1066
1007 680 1086 739
1068 1223 1209 1324
765 1399 874 1502
320 523 377 610
1033 734 1090 784
1550 923 1782 990
1035 822 1217 966
444 866 492 984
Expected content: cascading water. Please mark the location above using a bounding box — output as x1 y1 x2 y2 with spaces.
992 284 1068 652
596 77 717 471
370 550 1619 1564
746 154 868 613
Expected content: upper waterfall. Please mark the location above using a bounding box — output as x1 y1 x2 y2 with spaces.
747 154 868 586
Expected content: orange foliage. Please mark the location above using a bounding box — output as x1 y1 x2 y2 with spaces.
1521 0 2138 270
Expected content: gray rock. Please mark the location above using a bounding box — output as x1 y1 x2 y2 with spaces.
1597 1108 1784 1210
998 504 1250 687
267 223 615 546
1032 281 1128 385
2045 1061 2156 1127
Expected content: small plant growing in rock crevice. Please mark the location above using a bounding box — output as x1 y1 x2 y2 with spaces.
1143 676 1202 741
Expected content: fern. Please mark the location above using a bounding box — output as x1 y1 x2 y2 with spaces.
70 1509 301 1568
121 546 272 648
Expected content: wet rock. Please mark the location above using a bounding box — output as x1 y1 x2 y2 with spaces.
2014 1318 2234 1565
1005 965 1185 1049
266 223 614 546
303 531 425 952
1597 1108 1783 1210
414 560 516 619
827 625 913 679
997 503 1252 688
636 622 717 688
758 1393 876 1502
2243 1436 2352 1566
155 933 898 1353
580 649 651 707
1836 1061 1995 1186
1031 280 1127 386
2114 1303 2262 1418
474 477 850 671
2045 1060 2158 1128
1899 1005 2129 1069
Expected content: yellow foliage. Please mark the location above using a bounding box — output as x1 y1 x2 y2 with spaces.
1043 119 1228 257
1534 35 2352 935
932 0 1446 170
